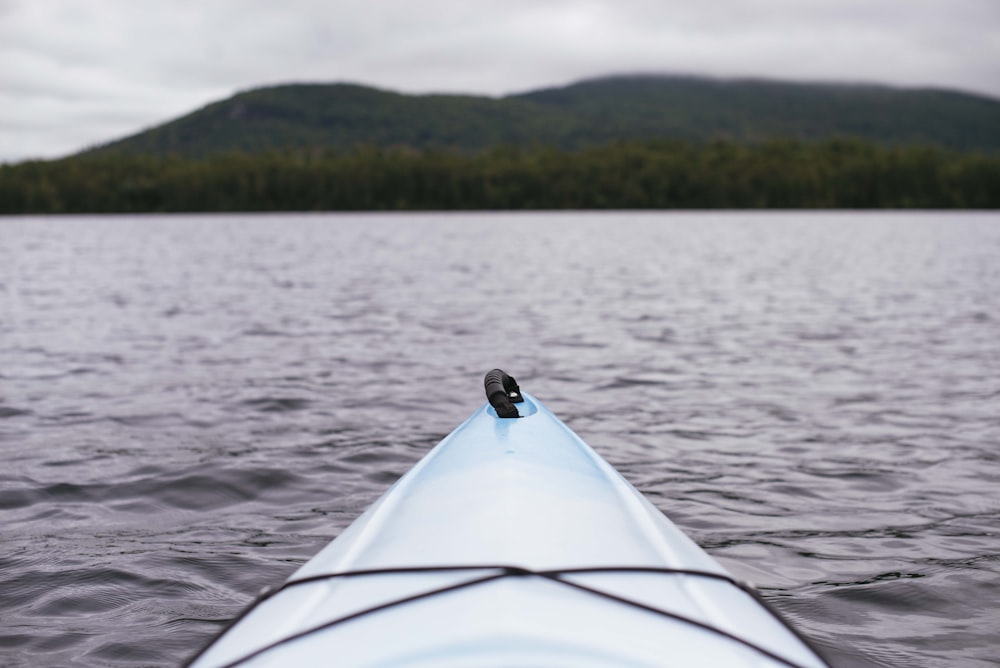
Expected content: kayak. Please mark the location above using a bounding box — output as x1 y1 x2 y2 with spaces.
188 370 829 668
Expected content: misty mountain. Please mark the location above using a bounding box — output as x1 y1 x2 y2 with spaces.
86 75 1000 157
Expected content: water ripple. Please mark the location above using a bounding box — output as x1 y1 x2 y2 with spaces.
1 211 999 667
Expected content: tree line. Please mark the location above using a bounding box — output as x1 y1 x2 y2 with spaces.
2 138 998 213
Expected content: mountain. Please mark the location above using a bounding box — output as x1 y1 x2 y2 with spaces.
86 75 1000 157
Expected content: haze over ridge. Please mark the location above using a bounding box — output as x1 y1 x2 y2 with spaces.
3 0 998 162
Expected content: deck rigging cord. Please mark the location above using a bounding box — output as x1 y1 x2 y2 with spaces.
186 564 830 668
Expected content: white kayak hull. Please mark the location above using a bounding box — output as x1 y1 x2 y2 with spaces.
190 391 828 668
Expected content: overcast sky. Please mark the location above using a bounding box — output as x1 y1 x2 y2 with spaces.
2 0 999 163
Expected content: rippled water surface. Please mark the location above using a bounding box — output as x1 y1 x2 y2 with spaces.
1 212 998 667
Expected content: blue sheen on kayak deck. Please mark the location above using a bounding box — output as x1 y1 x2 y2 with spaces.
193 395 826 668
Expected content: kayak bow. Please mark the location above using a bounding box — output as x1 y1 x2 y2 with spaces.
189 370 829 668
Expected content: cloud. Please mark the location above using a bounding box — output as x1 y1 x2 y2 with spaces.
2 0 999 162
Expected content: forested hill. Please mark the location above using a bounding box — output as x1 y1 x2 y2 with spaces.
86 75 1000 157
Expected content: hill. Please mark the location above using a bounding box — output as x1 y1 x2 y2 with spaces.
85 75 1000 157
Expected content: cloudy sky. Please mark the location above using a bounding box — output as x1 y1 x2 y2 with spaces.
2 0 998 163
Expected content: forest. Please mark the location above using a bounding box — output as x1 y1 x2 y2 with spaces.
86 76 1000 157
2 138 998 213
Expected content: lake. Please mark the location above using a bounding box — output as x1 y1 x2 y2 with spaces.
1 211 998 667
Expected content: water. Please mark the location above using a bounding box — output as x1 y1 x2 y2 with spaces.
1 211 998 667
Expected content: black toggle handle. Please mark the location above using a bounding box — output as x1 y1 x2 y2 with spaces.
484 369 523 418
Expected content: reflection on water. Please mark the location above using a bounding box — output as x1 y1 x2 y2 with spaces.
1 212 998 667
